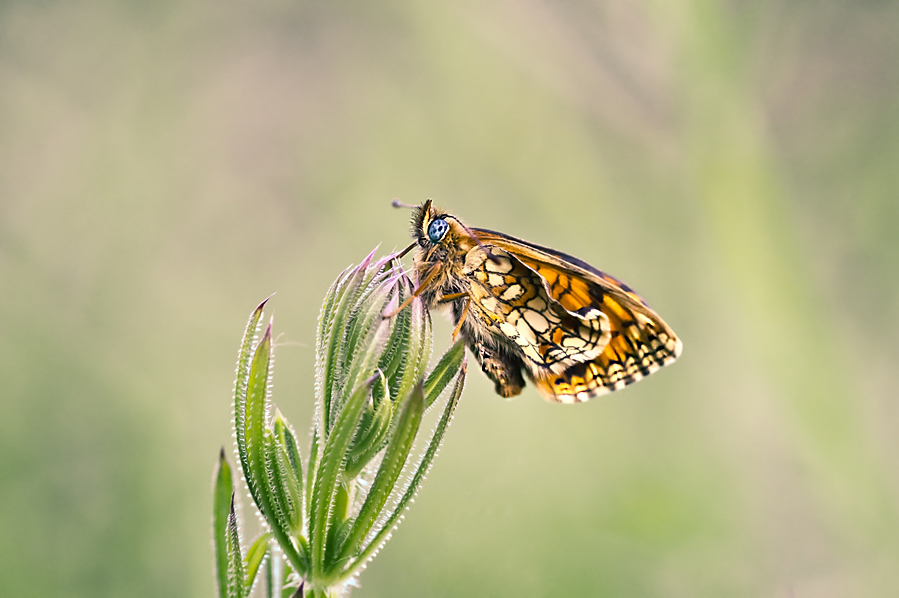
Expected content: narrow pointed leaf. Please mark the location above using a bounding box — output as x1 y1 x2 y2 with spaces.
320 252 375 435
308 374 377 578
345 374 394 478
235 298 270 410
280 419 305 491
423 338 466 409
305 428 320 530
234 298 270 501
335 360 466 583
214 449 234 598
314 265 352 438
339 286 395 411
264 428 294 538
242 323 307 577
335 381 424 570
271 411 304 533
242 324 278 523
332 279 397 426
332 480 353 524
327 258 398 429
239 322 271 517
342 271 394 367
377 279 410 386
324 513 353 573
315 268 349 377
393 296 431 413
226 495 246 598
244 532 272 594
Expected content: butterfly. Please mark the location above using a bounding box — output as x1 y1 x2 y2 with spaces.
390 200 682 404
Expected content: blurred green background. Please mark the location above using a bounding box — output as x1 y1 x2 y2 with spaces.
2 1 898 596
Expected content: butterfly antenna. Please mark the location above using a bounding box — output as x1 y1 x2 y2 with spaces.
391 199 418 209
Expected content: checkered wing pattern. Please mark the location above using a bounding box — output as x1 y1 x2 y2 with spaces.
463 248 611 374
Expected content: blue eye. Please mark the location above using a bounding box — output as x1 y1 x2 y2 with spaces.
427 218 449 243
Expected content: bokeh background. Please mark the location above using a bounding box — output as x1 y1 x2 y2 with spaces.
2 1 898 596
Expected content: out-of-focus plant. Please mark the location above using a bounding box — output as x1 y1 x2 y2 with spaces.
212 251 467 598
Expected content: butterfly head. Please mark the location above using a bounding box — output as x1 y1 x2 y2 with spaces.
409 200 477 263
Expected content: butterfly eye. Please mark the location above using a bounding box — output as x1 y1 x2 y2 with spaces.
427 218 450 244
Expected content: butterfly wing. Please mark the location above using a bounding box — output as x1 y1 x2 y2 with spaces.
473 228 683 403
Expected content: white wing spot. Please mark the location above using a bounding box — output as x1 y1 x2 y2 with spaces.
486 256 512 273
487 273 504 287
523 310 550 334
480 296 498 313
527 297 547 311
501 285 523 301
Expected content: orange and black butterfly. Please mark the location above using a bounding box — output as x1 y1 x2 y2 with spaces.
392 200 682 404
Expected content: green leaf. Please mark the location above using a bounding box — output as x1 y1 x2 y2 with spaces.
319 254 403 439
272 411 304 533
334 359 466 584
315 267 349 376
333 381 425 572
423 338 466 409
234 298 270 508
214 449 234 598
342 270 393 365
319 252 375 436
308 374 377 578
337 284 394 419
331 479 353 525
344 372 394 478
241 321 308 578
280 421 305 490
324 498 353 571
392 291 431 415
305 427 320 529
244 532 272 595
263 428 294 539
314 265 351 437
226 494 246 598
242 323 276 525
376 276 411 388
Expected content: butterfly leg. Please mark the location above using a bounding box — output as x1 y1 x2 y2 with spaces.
435 292 473 341
469 339 525 398
450 298 471 342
